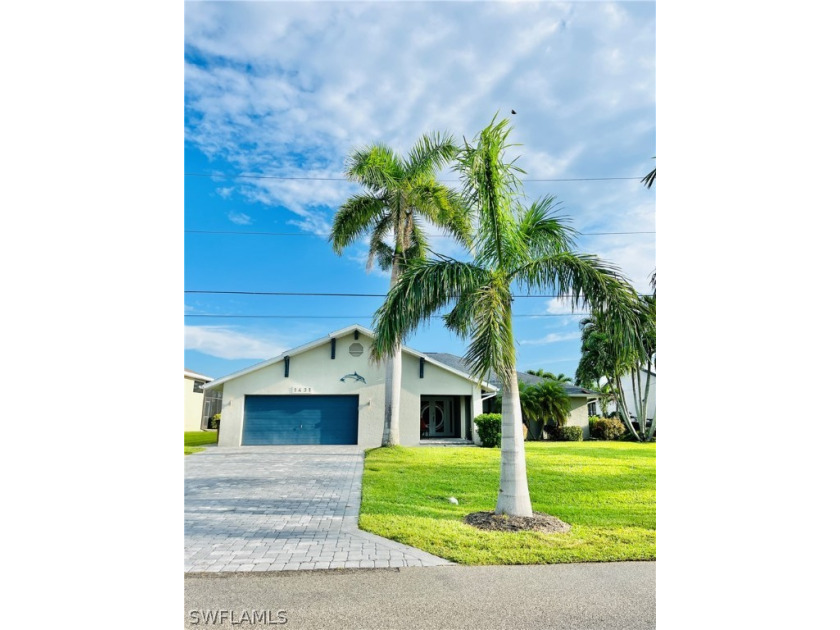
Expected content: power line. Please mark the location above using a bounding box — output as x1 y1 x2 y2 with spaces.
185 290 652 298
184 313 589 319
185 229 654 237
185 172 645 183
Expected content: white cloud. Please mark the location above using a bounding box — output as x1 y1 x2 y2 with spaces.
226 211 253 225
184 1 655 236
184 326 289 360
519 331 581 345
545 297 591 316
184 2 655 283
216 187 234 199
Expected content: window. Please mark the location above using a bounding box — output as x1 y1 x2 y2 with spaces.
587 401 597 416
193 380 205 393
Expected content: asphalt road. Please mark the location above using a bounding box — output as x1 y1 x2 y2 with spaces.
184 561 655 629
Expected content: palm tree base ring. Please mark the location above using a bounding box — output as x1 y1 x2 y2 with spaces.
463 511 571 533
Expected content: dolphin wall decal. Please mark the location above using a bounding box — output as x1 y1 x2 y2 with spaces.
339 371 366 384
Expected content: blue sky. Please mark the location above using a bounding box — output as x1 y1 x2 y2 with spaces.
184 1 656 380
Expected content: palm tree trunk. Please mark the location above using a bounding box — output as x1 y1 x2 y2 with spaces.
642 360 654 441
642 361 653 442
647 409 656 441
496 368 533 517
633 368 644 435
614 374 641 441
382 261 402 446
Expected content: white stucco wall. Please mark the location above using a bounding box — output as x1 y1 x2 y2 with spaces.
184 377 205 431
565 397 592 439
216 330 486 447
598 372 656 421
400 353 483 445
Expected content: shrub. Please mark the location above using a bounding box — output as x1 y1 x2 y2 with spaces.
543 424 561 441
208 413 221 430
556 426 583 441
590 416 625 440
474 413 502 448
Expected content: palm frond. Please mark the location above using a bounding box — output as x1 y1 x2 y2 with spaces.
641 156 656 189
365 211 396 271
455 115 525 270
330 195 386 253
512 251 642 352
371 258 490 360
372 241 395 272
515 196 578 258
441 284 483 338
462 278 517 386
408 182 473 249
345 143 403 190
404 132 459 180
403 221 430 264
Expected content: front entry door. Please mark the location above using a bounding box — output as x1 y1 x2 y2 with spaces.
421 397 455 437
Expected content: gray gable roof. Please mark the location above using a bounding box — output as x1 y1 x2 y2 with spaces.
423 352 596 397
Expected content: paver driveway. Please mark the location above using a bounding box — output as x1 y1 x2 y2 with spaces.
184 445 451 573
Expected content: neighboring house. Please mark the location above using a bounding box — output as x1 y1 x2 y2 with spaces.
204 325 498 447
184 369 217 431
425 353 598 439
593 368 656 424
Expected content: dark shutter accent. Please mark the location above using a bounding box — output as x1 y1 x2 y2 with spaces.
354 330 359 340
420 357 425 378
284 356 290 377
330 338 336 359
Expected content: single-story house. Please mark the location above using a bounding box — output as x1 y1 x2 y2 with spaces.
424 353 598 439
204 325 498 448
184 369 215 431
595 367 656 426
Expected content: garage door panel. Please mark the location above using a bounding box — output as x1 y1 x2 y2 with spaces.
243 395 359 445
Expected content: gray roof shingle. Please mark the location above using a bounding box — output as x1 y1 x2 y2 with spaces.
424 352 595 397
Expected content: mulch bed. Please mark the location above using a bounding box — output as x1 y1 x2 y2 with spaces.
463 511 571 533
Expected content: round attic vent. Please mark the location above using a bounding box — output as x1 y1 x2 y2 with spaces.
349 342 364 357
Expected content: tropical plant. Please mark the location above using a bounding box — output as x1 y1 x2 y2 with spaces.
474 413 502 448
371 116 640 516
589 416 626 440
525 368 572 383
575 282 656 442
519 380 570 440
330 132 471 446
554 426 583 441
641 156 655 189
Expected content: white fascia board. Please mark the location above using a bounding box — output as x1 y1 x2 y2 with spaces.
203 325 374 390
203 323 498 392
401 346 498 391
329 324 375 339
184 370 214 381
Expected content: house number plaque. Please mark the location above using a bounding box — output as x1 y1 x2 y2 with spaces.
291 387 313 393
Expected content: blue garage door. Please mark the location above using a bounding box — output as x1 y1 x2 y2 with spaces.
242 395 359 445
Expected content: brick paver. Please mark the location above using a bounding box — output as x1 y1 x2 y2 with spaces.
185 445 452 573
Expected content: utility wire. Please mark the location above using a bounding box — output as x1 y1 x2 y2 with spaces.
185 315 586 319
185 229 654 237
185 290 652 298
185 172 645 183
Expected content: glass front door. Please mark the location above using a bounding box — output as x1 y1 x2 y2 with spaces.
421 397 456 437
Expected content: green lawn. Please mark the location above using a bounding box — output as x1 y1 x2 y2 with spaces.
184 431 217 455
359 441 655 564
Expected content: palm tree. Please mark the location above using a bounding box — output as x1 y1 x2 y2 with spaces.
641 156 655 188
575 289 655 441
330 132 471 446
371 116 639 516
519 380 570 440
526 368 572 384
